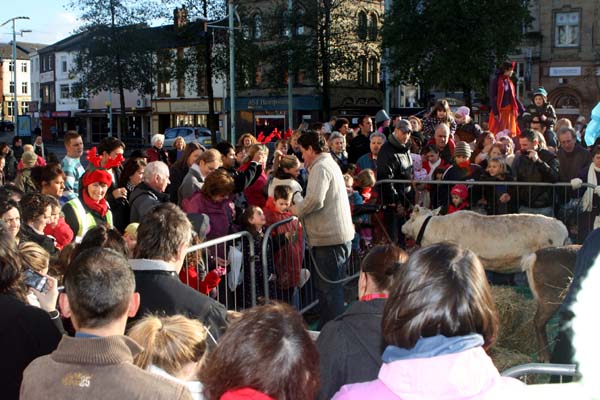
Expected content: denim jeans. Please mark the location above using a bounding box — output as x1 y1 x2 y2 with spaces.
311 241 352 329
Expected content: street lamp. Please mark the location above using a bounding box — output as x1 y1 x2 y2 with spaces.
1 16 30 135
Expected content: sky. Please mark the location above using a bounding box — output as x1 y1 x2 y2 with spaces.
1 1 80 46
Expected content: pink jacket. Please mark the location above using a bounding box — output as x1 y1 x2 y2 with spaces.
333 347 523 400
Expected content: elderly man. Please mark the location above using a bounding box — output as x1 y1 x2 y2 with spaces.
426 123 455 165
290 130 354 328
129 161 170 223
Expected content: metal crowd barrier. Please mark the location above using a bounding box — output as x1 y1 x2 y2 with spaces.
261 216 361 314
501 363 579 383
183 231 256 311
373 179 597 245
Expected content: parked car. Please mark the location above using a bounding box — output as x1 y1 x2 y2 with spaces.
0 120 14 132
163 126 214 149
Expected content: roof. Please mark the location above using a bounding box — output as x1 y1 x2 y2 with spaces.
35 21 206 56
0 42 47 60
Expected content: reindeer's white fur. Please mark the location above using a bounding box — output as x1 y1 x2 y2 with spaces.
402 206 569 273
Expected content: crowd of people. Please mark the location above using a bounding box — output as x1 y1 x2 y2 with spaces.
0 69 597 398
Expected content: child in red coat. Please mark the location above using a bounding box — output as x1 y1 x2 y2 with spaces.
447 184 469 214
264 185 308 308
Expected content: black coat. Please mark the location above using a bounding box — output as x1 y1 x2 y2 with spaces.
129 264 228 341
316 299 386 400
512 150 560 208
18 224 58 256
376 134 413 206
0 294 62 400
348 134 371 164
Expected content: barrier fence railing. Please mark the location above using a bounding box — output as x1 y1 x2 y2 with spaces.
261 216 362 314
183 231 256 311
501 362 579 383
372 179 597 245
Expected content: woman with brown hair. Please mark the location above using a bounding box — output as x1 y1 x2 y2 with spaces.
236 133 257 152
168 142 204 203
112 157 147 232
317 245 407 400
333 242 523 399
200 303 319 400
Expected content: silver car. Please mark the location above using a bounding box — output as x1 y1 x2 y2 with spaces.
164 126 213 148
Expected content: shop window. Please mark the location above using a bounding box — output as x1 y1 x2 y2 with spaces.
21 102 29 114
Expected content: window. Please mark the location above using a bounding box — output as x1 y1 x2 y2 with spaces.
252 14 262 40
61 57 67 73
368 57 378 86
8 61 14 72
555 11 580 47
9 81 14 93
368 13 378 41
21 101 29 114
60 84 70 99
357 11 368 40
296 9 305 36
21 82 28 94
7 102 13 116
34 58 38 72
358 57 366 85
21 62 27 73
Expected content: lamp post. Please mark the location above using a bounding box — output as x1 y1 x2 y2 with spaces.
1 16 30 135
105 92 113 138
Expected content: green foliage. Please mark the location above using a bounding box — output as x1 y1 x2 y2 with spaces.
68 0 164 97
383 0 532 93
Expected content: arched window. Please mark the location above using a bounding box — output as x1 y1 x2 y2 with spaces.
368 13 378 41
357 11 367 40
358 57 367 86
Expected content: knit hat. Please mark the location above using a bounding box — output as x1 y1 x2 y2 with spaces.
21 151 37 168
454 141 472 158
532 87 548 98
374 109 391 124
451 184 469 201
124 223 139 238
455 106 470 118
81 147 124 188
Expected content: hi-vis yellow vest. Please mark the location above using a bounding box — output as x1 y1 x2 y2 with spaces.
66 198 113 242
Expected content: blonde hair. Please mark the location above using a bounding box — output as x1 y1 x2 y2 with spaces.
23 144 34 152
555 118 573 132
128 314 209 375
243 144 268 164
274 154 299 173
173 136 186 149
19 241 50 274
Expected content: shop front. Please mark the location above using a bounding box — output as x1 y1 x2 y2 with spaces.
151 98 223 136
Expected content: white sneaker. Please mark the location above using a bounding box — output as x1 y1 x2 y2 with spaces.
299 268 310 288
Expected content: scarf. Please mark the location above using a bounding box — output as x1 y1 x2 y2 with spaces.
82 189 109 217
582 165 600 212
496 73 519 117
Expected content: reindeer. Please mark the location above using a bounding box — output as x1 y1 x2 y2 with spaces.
521 245 579 362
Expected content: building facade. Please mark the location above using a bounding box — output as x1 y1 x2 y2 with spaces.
230 0 384 135
0 42 43 124
515 0 600 121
